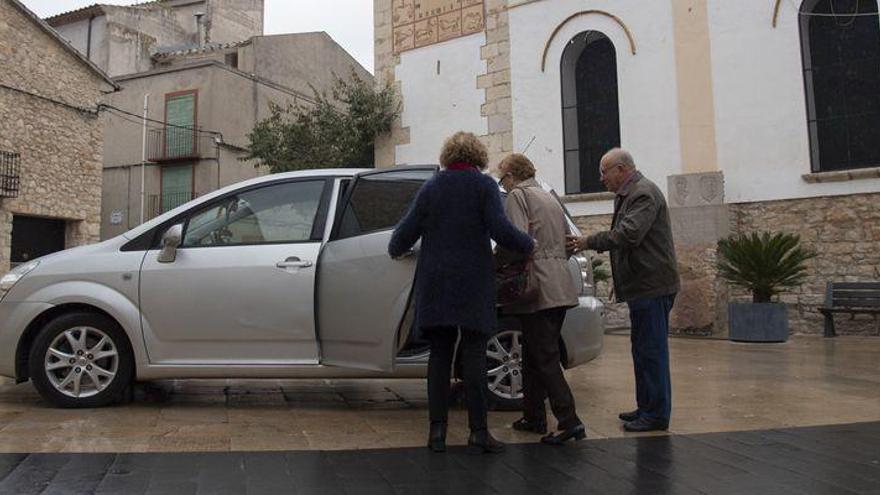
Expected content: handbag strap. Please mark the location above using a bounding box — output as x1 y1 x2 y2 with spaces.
514 186 534 236
514 186 537 263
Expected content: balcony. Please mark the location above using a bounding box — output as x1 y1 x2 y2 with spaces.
147 127 215 162
147 191 199 220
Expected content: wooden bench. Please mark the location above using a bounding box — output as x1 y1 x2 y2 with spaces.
818 282 880 337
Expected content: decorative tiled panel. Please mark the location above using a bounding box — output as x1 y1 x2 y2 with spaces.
393 0 485 53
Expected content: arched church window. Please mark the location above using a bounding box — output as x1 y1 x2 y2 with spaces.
561 31 621 194
800 0 880 172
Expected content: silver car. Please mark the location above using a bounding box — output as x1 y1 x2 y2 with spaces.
0 167 603 408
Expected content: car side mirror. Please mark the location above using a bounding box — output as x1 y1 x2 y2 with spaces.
157 224 183 263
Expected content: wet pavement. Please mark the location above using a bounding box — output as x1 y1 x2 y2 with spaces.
0 335 878 453
0 334 878 493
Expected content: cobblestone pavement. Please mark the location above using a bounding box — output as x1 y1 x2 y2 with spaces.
0 335 877 453
0 422 878 494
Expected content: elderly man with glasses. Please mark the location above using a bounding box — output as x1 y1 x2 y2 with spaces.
566 148 680 432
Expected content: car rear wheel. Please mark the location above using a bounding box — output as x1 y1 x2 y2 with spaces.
29 312 134 408
486 330 524 411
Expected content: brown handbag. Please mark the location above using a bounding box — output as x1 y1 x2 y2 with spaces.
496 188 538 307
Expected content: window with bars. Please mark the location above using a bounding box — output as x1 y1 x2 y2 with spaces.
800 0 880 172
561 31 621 194
0 150 21 198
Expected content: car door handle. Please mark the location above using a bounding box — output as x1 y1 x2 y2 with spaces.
276 257 313 269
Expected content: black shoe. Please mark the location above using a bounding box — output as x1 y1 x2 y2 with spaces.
467 429 505 455
623 418 668 432
428 422 447 453
618 409 640 422
541 424 586 445
512 417 548 434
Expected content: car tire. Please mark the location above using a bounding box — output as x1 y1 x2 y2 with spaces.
485 330 524 411
29 312 134 408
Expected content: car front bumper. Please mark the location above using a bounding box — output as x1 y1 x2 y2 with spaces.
561 296 605 369
0 301 54 380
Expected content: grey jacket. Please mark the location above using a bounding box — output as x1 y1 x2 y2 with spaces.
585 172 680 302
500 178 579 314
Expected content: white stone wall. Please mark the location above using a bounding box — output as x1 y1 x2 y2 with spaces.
508 0 682 218
707 0 880 203
394 34 489 165
375 0 880 337
385 0 880 206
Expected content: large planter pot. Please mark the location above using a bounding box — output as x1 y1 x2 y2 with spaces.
728 302 789 343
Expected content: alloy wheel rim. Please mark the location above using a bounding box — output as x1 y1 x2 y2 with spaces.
44 326 119 399
486 330 524 400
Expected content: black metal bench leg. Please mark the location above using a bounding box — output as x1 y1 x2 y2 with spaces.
823 313 836 338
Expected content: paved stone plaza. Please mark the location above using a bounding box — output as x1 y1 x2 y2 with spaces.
0 335 878 492
1 423 880 494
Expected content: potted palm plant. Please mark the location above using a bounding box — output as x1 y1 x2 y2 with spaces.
717 232 815 342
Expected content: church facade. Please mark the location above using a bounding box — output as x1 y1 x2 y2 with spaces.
374 0 880 336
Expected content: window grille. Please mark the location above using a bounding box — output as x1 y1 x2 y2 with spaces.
0 150 21 198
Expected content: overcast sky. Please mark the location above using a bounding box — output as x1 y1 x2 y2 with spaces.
21 0 375 73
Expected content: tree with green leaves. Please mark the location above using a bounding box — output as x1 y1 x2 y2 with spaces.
246 69 400 173
717 232 816 303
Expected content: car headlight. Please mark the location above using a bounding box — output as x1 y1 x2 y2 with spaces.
574 255 593 296
0 260 40 301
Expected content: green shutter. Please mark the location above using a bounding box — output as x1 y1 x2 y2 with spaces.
161 164 193 212
165 93 195 157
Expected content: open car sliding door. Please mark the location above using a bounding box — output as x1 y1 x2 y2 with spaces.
316 167 436 372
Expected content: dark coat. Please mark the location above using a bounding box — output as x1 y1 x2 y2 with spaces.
388 168 535 335
585 172 680 302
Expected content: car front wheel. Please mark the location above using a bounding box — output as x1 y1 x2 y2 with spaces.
29 312 134 408
486 330 524 411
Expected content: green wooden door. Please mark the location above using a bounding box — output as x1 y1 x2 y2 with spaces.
161 164 193 212
165 92 195 158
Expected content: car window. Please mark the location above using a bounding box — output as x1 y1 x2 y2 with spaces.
182 180 326 247
336 170 433 239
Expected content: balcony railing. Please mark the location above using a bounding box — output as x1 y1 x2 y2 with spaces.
147 191 199 219
0 150 21 198
147 127 215 162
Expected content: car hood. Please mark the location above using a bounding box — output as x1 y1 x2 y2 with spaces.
24 237 128 275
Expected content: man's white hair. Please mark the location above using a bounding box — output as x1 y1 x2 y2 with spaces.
604 148 636 170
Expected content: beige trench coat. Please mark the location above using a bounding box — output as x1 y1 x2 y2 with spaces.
499 178 579 315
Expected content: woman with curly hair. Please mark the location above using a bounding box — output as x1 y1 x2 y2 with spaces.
389 132 534 455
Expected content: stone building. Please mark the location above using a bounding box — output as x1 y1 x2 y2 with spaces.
46 1 371 239
374 0 880 336
0 0 117 274
46 0 264 78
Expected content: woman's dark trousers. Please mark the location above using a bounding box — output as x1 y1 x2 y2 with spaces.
519 307 581 430
427 327 489 431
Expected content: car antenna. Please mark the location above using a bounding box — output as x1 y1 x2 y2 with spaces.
520 135 536 154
